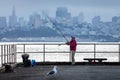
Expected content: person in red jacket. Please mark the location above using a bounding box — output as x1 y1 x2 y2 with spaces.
66 36 77 65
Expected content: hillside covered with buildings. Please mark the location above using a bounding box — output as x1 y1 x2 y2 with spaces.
0 7 120 42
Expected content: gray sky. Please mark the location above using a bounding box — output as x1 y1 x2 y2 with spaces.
0 0 120 22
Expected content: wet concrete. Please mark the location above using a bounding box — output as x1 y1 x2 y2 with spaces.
0 65 120 80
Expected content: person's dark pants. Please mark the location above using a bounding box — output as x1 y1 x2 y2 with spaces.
23 59 31 67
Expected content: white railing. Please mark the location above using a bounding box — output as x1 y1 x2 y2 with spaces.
0 44 17 67
0 42 120 67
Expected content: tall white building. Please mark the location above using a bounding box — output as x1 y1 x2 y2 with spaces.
0 16 7 28
92 16 101 25
78 12 84 24
9 7 17 27
56 7 68 18
29 13 41 28
18 17 28 27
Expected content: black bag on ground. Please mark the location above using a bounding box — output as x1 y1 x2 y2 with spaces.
5 64 13 72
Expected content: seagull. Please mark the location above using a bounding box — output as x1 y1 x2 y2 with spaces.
47 66 57 75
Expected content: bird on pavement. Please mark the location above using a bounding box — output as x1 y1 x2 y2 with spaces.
47 66 57 75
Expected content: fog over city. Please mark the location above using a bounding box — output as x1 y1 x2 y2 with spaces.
0 0 120 42
0 0 120 22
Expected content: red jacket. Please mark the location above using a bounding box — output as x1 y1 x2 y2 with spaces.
66 39 77 51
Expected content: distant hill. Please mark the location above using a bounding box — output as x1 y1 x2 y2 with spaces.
1 27 60 38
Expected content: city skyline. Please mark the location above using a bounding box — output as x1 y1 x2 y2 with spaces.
0 0 120 23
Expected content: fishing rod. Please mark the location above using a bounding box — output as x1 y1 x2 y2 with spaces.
46 15 69 42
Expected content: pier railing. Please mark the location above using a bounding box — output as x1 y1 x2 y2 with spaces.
0 42 120 67
0 44 17 67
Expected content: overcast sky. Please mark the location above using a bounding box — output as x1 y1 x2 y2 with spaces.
0 0 120 22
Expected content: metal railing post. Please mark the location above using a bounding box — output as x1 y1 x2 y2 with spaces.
94 44 96 62
4 45 6 64
6 45 8 63
43 44 45 62
23 44 25 53
14 44 17 63
11 45 13 63
119 44 120 62
1 45 3 66
8 45 11 63
10 45 12 63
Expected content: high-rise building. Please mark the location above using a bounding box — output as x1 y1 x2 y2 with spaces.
92 16 101 25
78 12 84 24
112 16 119 23
56 7 68 18
66 12 71 20
66 12 72 26
9 6 17 27
18 17 27 27
72 16 79 24
29 13 41 28
0 16 7 28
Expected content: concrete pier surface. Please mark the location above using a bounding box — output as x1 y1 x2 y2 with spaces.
0 65 120 80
